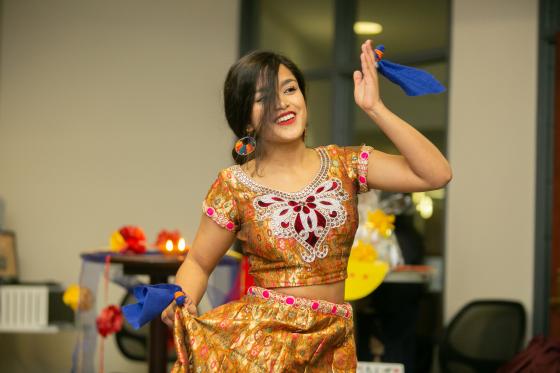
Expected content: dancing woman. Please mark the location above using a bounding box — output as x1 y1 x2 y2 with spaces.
161 40 452 372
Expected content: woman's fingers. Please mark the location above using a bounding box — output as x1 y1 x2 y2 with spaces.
360 52 373 84
361 43 371 69
159 299 200 328
353 70 362 84
161 313 173 327
161 303 177 327
366 41 379 81
365 40 376 65
186 303 198 316
353 70 363 104
363 41 378 79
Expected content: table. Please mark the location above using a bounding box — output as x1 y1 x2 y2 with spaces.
81 252 241 373
384 264 434 284
81 252 184 373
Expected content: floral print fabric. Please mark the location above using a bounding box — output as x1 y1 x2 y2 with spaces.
171 287 357 372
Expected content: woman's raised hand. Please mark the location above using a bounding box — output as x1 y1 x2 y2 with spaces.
353 39 384 115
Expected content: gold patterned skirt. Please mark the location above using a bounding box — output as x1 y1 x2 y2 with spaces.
171 286 357 372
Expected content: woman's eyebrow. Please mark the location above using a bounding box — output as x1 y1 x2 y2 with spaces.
280 78 296 86
256 79 296 93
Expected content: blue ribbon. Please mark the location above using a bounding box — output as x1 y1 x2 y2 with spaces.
374 45 445 96
122 283 181 329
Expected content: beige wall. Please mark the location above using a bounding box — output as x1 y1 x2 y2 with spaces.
0 0 239 371
445 0 538 333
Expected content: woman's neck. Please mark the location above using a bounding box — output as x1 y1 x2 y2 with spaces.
258 140 309 171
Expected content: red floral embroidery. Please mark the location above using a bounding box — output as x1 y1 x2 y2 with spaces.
254 179 348 262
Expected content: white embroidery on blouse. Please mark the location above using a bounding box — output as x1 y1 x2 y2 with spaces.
253 179 348 263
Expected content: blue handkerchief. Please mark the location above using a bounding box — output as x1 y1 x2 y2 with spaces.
122 283 181 329
375 44 446 96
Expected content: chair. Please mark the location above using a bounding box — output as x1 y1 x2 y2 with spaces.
439 300 526 373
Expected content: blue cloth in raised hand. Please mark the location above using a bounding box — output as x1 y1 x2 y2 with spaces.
375 45 445 96
122 283 181 329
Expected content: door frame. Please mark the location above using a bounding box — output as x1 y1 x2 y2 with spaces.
534 0 560 336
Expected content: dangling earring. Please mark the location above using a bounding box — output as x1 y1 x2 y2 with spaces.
234 134 256 156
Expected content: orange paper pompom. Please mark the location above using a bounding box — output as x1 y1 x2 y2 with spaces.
154 229 188 254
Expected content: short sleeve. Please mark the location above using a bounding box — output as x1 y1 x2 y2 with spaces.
202 172 240 232
342 144 374 193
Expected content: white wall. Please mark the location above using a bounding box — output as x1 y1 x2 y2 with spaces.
445 0 538 333
0 0 239 371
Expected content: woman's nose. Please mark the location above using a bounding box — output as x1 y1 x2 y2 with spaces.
277 98 289 109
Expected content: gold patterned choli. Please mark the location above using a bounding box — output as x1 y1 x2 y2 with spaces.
202 144 373 288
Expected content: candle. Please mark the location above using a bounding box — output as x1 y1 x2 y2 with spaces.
178 238 186 252
165 239 174 253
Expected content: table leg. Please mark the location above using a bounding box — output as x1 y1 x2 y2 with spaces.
149 274 169 373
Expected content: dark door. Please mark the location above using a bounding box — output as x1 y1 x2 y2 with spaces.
549 32 560 337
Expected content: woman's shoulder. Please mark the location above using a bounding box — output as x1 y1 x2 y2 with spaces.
317 144 372 156
314 144 353 159
315 143 364 151
212 165 239 183
315 144 343 153
316 144 373 174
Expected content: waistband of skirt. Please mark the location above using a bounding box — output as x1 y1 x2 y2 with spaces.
246 286 353 319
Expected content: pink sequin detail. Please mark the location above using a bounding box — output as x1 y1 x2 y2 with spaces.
206 207 215 216
360 151 369 160
312 302 319 310
359 175 367 183
262 290 270 298
331 305 338 314
226 221 234 230
286 296 295 305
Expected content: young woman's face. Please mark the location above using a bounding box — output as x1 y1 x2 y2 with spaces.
250 64 307 144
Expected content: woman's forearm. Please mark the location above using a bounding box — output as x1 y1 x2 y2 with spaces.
367 103 452 185
174 254 210 306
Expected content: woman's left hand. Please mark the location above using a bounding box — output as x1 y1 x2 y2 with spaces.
353 40 384 114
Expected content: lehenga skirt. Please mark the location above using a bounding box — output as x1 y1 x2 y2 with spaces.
171 286 357 372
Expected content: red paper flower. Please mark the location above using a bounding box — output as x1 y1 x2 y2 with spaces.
154 229 184 252
119 226 147 254
96 305 123 337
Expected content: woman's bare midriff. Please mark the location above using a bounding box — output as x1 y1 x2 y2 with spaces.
271 280 346 304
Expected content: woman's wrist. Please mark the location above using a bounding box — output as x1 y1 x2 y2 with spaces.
364 100 388 121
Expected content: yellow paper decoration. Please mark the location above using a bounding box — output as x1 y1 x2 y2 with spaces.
63 284 93 311
109 230 126 252
349 240 378 262
344 240 389 301
345 261 389 301
365 209 395 238
63 284 81 311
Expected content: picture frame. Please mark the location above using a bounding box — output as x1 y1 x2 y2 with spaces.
0 231 18 282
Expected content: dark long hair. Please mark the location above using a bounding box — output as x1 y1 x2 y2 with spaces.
223 51 306 166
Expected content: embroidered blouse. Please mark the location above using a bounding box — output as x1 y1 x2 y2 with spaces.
202 144 374 288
